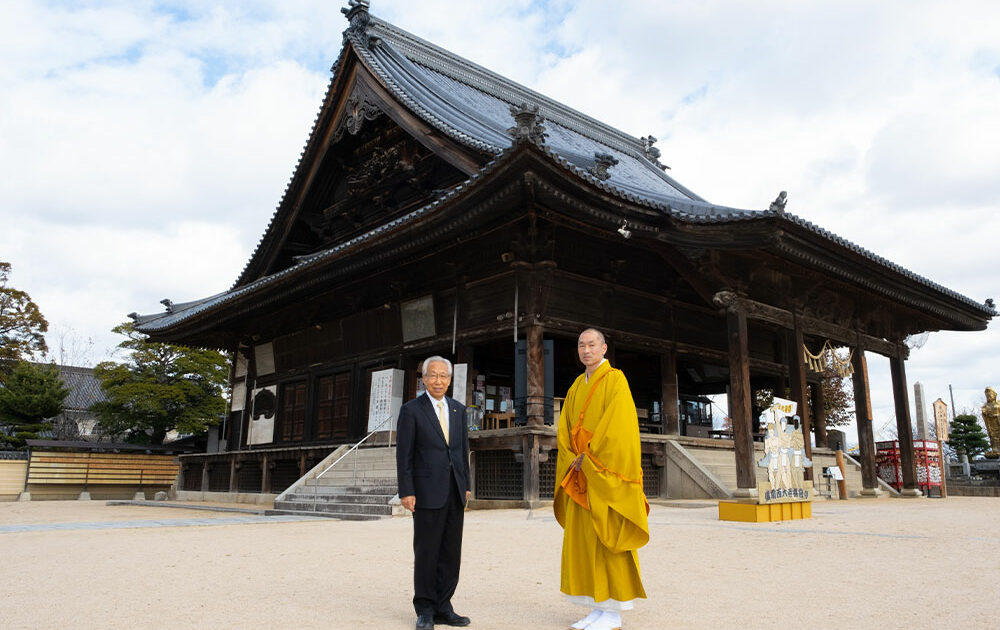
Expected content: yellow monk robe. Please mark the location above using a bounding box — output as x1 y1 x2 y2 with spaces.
554 361 650 604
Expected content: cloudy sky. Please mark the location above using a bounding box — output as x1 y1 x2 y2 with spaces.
3 0 999 443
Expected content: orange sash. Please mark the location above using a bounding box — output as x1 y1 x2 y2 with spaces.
560 370 610 510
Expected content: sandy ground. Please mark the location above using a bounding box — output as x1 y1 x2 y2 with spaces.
1 497 997 630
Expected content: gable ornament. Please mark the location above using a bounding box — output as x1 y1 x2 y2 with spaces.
507 102 548 146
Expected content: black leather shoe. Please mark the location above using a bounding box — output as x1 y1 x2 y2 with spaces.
434 611 471 627
416 614 435 630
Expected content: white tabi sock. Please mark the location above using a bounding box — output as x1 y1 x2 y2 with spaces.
588 610 622 630
570 608 603 629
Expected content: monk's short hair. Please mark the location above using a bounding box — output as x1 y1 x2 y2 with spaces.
579 328 606 344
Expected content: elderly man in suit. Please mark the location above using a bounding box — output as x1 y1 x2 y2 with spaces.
397 355 472 630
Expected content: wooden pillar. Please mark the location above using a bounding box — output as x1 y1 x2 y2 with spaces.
261 454 271 494
812 381 829 447
522 434 540 505
660 350 680 435
851 347 880 495
788 322 813 480
201 462 210 493
726 307 756 493
298 451 308 478
890 347 921 496
229 458 238 493
526 324 545 427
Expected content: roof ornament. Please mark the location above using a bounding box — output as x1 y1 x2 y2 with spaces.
769 191 788 214
160 298 174 313
507 102 548 146
641 135 670 170
590 152 619 181
342 0 371 45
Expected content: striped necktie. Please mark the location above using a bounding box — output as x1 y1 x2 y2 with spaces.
436 401 449 445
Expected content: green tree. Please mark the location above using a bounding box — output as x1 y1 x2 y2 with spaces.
0 262 49 376
947 413 990 460
0 361 69 448
91 323 229 445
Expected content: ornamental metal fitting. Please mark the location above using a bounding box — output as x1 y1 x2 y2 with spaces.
342 0 371 45
507 102 548 146
590 152 619 180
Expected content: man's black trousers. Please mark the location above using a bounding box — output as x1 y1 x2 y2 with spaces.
412 480 465 616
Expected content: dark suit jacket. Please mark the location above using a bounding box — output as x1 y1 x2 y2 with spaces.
396 394 470 510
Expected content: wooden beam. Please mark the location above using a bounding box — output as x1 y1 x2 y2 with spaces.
712 291 897 357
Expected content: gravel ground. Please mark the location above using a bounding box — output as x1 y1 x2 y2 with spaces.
1 497 996 629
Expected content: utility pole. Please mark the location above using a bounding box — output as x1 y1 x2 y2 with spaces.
948 384 957 421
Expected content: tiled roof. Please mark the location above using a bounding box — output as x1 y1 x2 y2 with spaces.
133 7 993 332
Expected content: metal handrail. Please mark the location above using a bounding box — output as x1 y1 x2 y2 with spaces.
311 414 394 511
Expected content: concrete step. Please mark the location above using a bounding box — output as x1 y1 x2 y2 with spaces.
304 477 396 487
266 508 387 521
274 500 392 517
293 483 396 496
285 492 395 505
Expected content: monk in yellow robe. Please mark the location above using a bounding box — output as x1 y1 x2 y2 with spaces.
555 328 649 630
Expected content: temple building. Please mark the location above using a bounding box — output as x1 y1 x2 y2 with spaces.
132 2 992 507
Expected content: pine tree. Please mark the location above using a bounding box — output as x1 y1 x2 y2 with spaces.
0 362 69 448
947 413 990 460
91 323 229 445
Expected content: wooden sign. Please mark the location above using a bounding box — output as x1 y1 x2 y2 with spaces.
933 398 949 442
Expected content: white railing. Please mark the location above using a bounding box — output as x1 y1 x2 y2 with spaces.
311 414 394 511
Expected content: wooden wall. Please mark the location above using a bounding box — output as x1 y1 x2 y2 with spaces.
26 451 179 487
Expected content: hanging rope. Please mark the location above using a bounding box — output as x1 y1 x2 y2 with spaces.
803 340 855 378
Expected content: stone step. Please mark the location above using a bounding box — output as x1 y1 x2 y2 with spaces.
305 476 396 487
274 500 393 516
265 508 387 521
293 483 396 496
285 492 395 505
316 461 396 470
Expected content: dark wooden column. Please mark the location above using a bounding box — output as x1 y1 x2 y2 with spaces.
851 346 880 495
522 434 540 505
788 321 813 481
660 350 680 435
812 381 828 447
890 346 920 495
261 453 272 494
526 324 545 427
726 307 756 493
